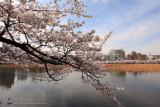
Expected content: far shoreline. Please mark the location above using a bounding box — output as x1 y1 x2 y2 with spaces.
104 64 160 72
0 64 160 72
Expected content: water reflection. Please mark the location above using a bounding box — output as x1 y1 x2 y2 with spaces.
0 67 15 89
0 67 160 107
17 71 27 81
109 71 126 77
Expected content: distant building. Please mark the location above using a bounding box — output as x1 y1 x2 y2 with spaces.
110 49 125 60
141 54 147 60
126 54 132 60
137 53 141 59
103 54 120 61
130 51 137 60
152 55 160 59
126 51 147 60
110 54 120 60
103 55 110 61
136 52 147 60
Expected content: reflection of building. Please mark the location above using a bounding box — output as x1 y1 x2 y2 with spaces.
110 49 125 59
17 72 27 81
110 71 126 77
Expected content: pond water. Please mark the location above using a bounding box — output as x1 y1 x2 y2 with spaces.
0 67 160 107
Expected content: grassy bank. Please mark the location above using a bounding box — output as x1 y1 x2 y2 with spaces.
104 64 160 72
1 64 160 72
0 64 21 67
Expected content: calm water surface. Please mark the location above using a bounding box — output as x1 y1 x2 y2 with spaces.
0 67 160 107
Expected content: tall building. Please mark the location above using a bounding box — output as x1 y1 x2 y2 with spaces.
110 49 125 60
110 54 119 60
103 54 120 61
110 49 116 55
126 54 132 60
137 53 141 59
130 51 137 60
126 51 147 60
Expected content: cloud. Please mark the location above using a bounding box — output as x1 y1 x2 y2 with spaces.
113 14 160 41
92 0 110 3
126 39 160 55
100 13 160 55
125 0 160 21
91 0 160 36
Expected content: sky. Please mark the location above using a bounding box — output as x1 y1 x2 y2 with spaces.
79 0 160 55
1 0 160 56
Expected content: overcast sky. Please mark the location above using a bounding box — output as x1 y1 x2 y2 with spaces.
1 0 160 56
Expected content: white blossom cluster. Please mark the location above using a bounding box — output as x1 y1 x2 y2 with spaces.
0 0 113 74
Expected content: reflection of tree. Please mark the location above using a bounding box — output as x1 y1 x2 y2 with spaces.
109 71 126 77
17 73 27 81
81 72 124 107
0 67 15 89
30 68 46 82
133 72 142 76
28 68 44 73
118 72 126 77
15 68 27 81
133 72 138 76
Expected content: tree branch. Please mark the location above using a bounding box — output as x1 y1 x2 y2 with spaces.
0 37 62 65
0 29 5 37
44 62 59 81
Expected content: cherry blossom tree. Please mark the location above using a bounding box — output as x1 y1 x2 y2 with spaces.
0 0 124 106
